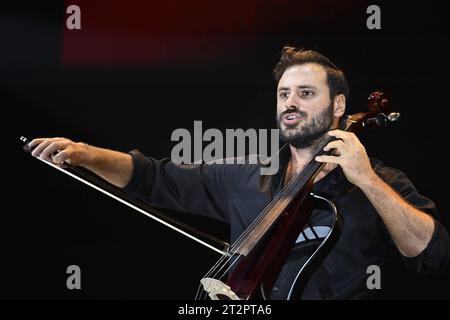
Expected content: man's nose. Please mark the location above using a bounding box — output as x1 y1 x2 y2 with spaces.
284 102 299 113
284 94 298 110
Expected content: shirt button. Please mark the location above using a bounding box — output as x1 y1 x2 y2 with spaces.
272 286 279 292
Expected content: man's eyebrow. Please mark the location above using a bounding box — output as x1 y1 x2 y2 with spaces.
277 85 318 92
297 85 318 90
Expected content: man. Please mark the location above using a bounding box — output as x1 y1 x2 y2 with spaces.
28 47 449 299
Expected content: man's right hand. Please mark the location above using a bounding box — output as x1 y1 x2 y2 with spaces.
28 137 133 188
28 137 90 166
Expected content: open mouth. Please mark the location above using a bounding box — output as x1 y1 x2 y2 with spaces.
282 113 302 126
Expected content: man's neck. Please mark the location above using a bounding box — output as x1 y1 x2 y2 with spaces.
288 139 337 183
289 144 316 173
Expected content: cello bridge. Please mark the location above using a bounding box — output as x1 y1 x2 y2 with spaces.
200 278 241 300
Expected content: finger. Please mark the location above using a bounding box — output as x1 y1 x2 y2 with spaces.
40 141 69 160
331 148 341 156
327 130 356 144
52 150 70 164
29 137 63 148
323 140 346 152
31 137 64 157
55 162 69 169
31 139 54 157
315 155 341 164
28 138 46 148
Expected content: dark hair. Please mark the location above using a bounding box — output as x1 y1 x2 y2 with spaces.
273 46 349 100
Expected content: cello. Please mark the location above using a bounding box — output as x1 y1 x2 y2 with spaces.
198 91 400 300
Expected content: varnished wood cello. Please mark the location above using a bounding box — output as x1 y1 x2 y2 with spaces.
198 91 400 300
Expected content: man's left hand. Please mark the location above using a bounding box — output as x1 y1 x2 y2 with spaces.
315 130 377 187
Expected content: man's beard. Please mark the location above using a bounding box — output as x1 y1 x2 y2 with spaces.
277 102 334 149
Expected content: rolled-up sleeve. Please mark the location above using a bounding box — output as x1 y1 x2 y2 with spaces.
122 149 238 223
377 165 450 275
402 219 450 274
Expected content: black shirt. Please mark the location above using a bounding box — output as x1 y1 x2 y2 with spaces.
123 146 449 299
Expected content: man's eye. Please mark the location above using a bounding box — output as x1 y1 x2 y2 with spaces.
301 90 314 97
279 92 289 99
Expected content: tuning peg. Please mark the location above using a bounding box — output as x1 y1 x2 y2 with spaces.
366 112 401 127
387 112 400 122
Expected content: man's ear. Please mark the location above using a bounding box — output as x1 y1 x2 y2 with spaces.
333 94 346 118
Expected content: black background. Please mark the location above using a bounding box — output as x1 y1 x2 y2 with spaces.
1 1 449 299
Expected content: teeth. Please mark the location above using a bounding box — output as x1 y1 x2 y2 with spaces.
287 115 296 120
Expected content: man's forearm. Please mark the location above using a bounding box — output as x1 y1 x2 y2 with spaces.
81 144 133 188
359 174 435 257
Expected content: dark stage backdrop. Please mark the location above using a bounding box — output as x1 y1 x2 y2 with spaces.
1 1 449 299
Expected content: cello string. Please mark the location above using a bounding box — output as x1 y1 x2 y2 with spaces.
229 120 350 255
198 142 326 298
204 115 381 299
224 136 326 256
198 122 349 298
196 252 231 299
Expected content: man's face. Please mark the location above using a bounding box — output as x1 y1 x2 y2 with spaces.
276 63 335 149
